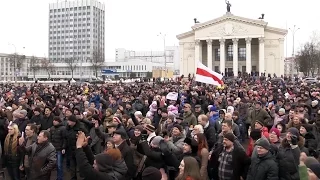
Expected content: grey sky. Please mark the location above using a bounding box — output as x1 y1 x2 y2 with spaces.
0 0 319 60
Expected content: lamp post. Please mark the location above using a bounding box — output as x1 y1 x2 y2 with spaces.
157 33 166 78
289 25 300 76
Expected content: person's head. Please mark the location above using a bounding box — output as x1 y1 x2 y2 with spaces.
142 167 162 180
44 107 52 116
276 123 286 133
65 109 73 117
221 120 232 133
178 156 201 180
223 132 234 148
67 115 77 127
112 129 126 144
93 153 113 172
224 113 232 120
172 124 183 137
105 138 115 150
192 125 204 136
25 124 37 137
145 124 156 135
134 125 144 137
183 103 191 112
198 114 208 127
105 148 122 161
255 138 270 156
106 123 117 134
8 123 19 136
112 116 122 126
292 116 301 125
37 130 50 144
286 127 300 141
53 116 62 126
183 137 198 154
308 164 320 180
255 101 262 110
254 120 264 129
151 136 163 148
269 128 280 143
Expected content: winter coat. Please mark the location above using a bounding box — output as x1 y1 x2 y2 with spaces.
66 121 89 154
40 114 54 131
50 123 66 151
203 122 216 150
246 152 278 180
75 148 116 180
183 111 197 126
167 135 185 155
140 141 165 169
113 159 128 180
23 141 57 180
117 140 135 180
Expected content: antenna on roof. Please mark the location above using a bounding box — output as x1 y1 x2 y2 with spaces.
258 13 265 20
194 18 200 24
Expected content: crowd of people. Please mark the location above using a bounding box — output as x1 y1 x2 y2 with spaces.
0 75 320 180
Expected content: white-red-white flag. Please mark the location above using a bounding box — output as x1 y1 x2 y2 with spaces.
195 62 223 86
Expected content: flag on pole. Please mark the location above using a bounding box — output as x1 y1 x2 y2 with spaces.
195 61 223 86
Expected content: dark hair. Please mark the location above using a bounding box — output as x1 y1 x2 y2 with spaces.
222 120 233 128
176 156 201 180
26 123 38 134
40 130 50 139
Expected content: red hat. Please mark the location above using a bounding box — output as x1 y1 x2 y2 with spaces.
269 128 280 138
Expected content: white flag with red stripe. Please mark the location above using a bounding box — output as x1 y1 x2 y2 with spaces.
195 61 223 86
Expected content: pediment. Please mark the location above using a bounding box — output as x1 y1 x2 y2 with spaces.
192 13 267 31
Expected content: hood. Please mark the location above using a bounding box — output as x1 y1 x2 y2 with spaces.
113 159 128 175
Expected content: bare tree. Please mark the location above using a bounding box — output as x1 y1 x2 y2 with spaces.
296 42 319 76
29 56 41 80
90 50 104 77
8 53 26 81
41 58 55 79
65 57 78 79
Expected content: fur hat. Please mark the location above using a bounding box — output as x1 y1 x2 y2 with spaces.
184 137 198 154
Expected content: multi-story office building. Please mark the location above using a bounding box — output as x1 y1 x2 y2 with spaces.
48 0 105 63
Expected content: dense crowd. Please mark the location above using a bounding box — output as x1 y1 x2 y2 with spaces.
0 75 320 180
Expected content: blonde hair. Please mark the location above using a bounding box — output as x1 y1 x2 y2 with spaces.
4 123 20 155
142 118 152 125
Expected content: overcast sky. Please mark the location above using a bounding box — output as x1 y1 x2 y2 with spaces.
0 0 319 61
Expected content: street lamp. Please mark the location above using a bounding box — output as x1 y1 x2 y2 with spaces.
289 25 300 57
8 43 25 82
157 33 166 78
289 25 300 76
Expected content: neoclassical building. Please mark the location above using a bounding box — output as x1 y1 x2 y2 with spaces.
177 13 287 76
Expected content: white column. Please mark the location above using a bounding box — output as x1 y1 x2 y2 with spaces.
246 37 252 74
207 39 213 70
199 41 203 63
233 38 239 77
279 38 285 76
219 39 225 75
194 39 200 74
179 42 184 76
259 37 265 76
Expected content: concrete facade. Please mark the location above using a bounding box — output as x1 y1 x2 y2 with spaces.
177 13 287 76
48 0 105 63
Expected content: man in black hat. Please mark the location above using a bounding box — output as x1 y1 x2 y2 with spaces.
113 129 135 180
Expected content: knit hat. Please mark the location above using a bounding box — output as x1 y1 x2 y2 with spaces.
145 124 156 133
151 136 163 147
255 120 265 127
113 116 122 124
68 115 77 122
95 153 114 172
113 129 128 139
184 137 198 153
305 157 320 168
173 124 183 133
287 127 300 138
134 125 144 132
255 138 271 150
142 167 162 180
269 128 280 138
309 164 320 178
19 109 28 117
223 133 235 142
250 129 262 141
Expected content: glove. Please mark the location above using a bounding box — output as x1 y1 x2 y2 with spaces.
290 135 298 145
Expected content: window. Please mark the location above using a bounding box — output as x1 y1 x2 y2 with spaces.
215 48 220 61
238 47 246 61
214 66 219 72
227 43 233 61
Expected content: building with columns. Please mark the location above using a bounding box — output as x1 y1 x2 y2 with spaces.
177 13 287 77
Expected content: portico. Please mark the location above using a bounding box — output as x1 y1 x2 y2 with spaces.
177 13 287 77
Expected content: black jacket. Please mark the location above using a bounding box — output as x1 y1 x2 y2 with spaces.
75 147 115 180
40 114 54 131
118 140 135 180
50 123 66 151
66 121 88 153
247 152 278 180
140 141 165 169
204 122 216 150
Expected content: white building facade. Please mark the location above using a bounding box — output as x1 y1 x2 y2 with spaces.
115 46 180 73
177 13 287 76
48 0 105 63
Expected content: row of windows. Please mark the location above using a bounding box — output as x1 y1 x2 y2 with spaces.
123 65 147 71
50 46 91 50
49 40 104 45
214 46 247 61
50 52 90 56
50 12 91 18
50 6 104 13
